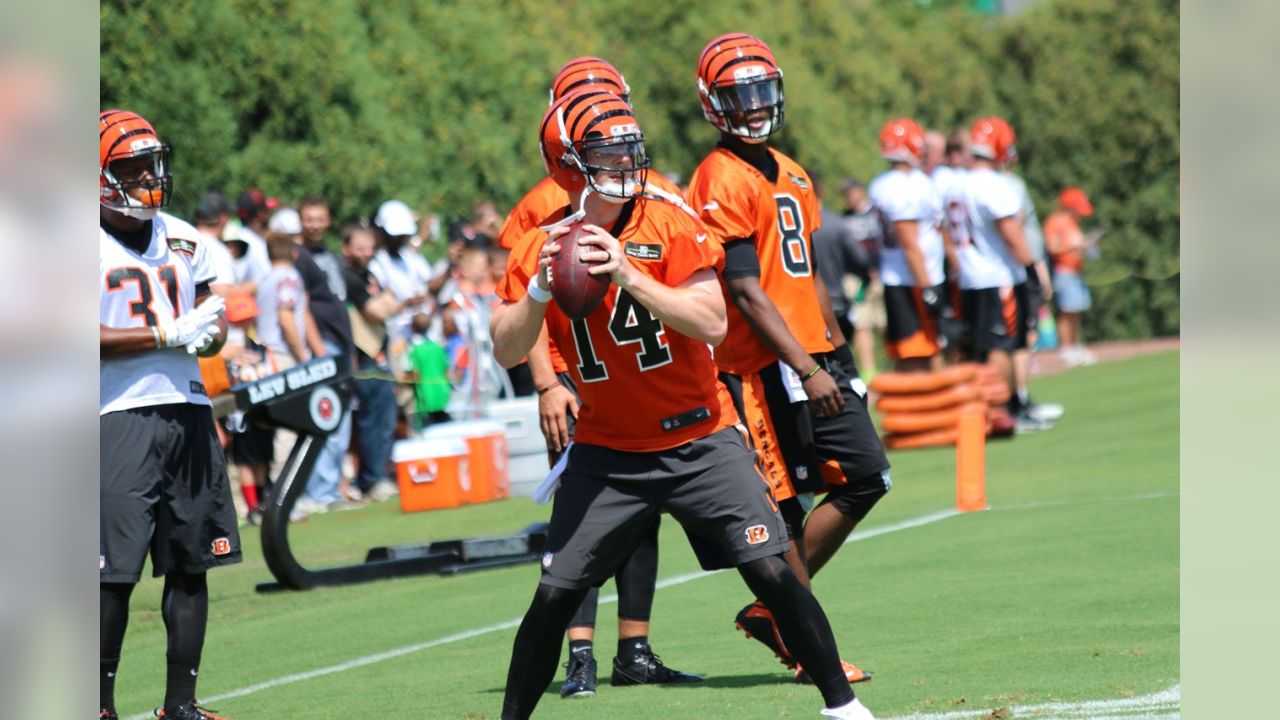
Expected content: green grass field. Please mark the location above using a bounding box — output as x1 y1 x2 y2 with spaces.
114 351 1178 719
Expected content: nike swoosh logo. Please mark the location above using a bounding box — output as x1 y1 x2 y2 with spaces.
695 233 707 244
702 201 719 211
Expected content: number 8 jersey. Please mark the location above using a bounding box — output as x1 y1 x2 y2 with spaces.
498 196 738 452
686 146 833 376
100 214 217 415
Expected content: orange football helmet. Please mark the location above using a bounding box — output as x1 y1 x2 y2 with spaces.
879 117 926 165
696 33 785 140
969 116 1017 165
540 89 649 201
549 56 630 106
99 109 171 219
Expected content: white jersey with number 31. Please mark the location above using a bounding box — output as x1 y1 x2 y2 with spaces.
100 214 216 415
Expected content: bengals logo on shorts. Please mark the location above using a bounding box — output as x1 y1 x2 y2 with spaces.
744 525 770 545
211 537 232 556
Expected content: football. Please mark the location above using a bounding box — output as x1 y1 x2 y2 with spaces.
549 222 611 320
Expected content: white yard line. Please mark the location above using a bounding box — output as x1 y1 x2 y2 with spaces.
123 493 1174 719
884 683 1179 719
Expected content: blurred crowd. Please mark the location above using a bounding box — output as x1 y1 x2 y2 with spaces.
169 189 520 523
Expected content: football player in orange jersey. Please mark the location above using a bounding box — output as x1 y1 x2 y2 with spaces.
491 89 874 720
686 34 890 688
499 57 701 697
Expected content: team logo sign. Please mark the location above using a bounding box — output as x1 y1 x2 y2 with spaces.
744 524 770 545
211 538 232 556
309 386 342 432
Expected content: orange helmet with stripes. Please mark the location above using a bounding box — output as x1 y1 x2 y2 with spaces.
100 109 172 219
879 117 926 165
540 89 650 201
696 33 785 141
969 116 1017 165
549 57 630 106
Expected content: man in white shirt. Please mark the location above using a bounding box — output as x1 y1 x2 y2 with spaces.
944 117 1039 429
368 199 434 349
98 109 238 720
869 118 947 372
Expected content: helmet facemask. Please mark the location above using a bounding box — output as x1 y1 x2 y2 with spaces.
703 69 785 141
101 142 172 219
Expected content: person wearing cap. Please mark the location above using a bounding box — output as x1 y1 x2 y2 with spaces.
189 192 238 297
236 187 277 243
267 205 360 513
1044 187 1098 367
369 199 436 349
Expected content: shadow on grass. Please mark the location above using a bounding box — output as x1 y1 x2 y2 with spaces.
480 672 794 696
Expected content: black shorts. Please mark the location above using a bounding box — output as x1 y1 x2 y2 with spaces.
959 288 1017 360
883 285 941 360
724 351 890 499
540 427 789 589
101 404 243 582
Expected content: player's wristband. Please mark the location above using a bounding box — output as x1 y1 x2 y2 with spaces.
536 381 562 396
527 277 552 304
802 364 822 381
152 326 164 349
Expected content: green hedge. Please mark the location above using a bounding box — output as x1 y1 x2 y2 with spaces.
102 0 1178 339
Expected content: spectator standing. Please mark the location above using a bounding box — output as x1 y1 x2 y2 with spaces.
343 224 403 502
808 171 870 343
274 201 359 513
189 193 238 296
1044 187 1098 367
840 177 884 379
369 200 434 351
256 231 310 368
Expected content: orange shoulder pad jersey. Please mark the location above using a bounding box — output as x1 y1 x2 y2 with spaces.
497 196 739 452
499 176 572 373
498 176 567 251
686 147 833 375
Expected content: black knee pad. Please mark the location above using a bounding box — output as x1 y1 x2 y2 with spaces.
778 496 807 540
820 471 891 523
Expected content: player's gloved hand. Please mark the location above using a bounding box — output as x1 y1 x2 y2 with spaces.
920 283 946 320
156 294 225 352
802 364 845 417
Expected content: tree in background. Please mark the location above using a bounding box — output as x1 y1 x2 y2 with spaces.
101 0 1177 339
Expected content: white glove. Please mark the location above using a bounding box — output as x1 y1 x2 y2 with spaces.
156 294 225 353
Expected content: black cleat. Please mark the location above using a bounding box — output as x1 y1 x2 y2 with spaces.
559 649 598 698
154 702 228 719
610 643 704 686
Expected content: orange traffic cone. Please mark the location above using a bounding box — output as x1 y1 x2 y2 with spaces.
955 405 987 512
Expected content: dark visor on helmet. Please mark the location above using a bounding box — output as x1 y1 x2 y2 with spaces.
714 75 783 114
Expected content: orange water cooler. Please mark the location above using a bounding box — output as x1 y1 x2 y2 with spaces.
391 437 469 512
423 420 510 504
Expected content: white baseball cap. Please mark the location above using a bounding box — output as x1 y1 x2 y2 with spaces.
268 207 302 235
375 199 418 237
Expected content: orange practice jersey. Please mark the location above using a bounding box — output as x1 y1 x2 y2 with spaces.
497 196 738 452
500 173 687 373
686 147 833 376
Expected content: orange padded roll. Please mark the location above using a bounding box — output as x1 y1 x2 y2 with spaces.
869 365 977 395
876 383 982 413
882 407 963 434
883 427 959 449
